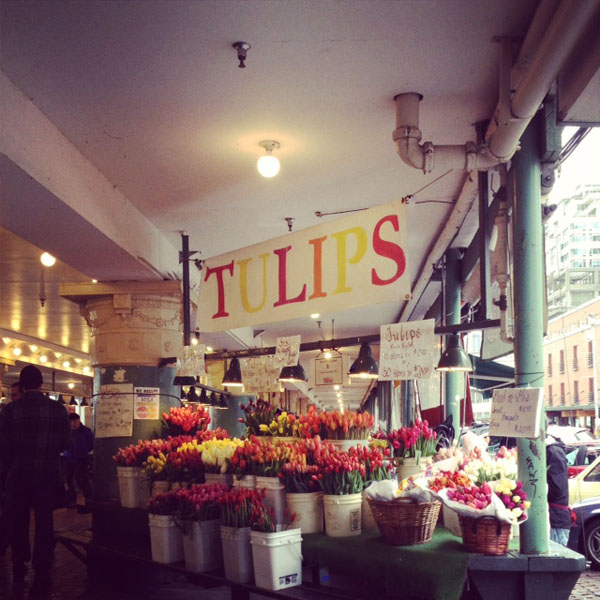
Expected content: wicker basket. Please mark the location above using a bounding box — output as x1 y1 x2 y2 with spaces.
367 497 441 546
459 516 511 555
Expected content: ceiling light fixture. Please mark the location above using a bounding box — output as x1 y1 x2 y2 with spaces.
69 395 78 406
63 360 71 368
80 397 89 407
68 383 75 389
436 333 473 372
310 313 320 320
278 362 308 383
83 366 91 374
12 347 22 356
40 355 48 363
222 358 244 387
29 345 38 352
92 279 98 283
40 252 56 267
349 343 379 379
257 140 281 178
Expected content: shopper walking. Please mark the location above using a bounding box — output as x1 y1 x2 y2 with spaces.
546 433 572 546
64 412 94 513
0 365 71 596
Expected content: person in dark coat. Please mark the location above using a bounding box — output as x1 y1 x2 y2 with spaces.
64 412 94 512
546 436 571 546
0 365 71 595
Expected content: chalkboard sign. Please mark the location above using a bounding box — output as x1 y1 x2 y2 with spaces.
489 387 544 438
95 383 134 438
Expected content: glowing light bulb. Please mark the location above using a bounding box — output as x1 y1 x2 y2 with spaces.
324 350 332 360
40 355 48 363
63 360 71 368
29 345 38 352
257 155 280 178
191 337 199 346
40 252 56 267
92 279 98 283
206 346 214 353
68 383 75 390
83 366 91 374
310 313 320 320
1 337 10 344
13 347 22 356
334 384 340 391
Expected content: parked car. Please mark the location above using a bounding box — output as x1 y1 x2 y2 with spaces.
569 456 600 505
568 495 600 569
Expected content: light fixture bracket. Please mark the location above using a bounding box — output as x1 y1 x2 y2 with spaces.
259 140 280 153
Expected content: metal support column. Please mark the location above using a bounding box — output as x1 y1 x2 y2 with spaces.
181 232 191 346
444 248 462 437
403 380 414 426
512 117 548 555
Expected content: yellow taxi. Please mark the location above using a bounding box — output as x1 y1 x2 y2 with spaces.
568 455 600 505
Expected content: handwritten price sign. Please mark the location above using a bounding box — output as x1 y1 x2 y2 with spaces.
275 335 301 367
378 319 436 381
489 388 544 438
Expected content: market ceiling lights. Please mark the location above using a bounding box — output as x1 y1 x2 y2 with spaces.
279 362 308 382
348 343 379 379
257 140 281 178
222 357 244 387
436 334 473 372
40 252 56 267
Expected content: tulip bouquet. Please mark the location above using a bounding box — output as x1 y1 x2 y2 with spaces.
349 444 393 483
175 483 228 524
446 481 493 511
258 411 299 437
428 470 472 493
162 450 191 483
231 437 294 478
238 399 279 437
175 440 205 483
162 405 211 436
147 490 181 515
385 419 437 464
198 439 244 474
196 427 230 442
279 462 321 493
144 452 168 482
461 446 518 485
297 407 375 440
315 448 366 495
219 487 269 528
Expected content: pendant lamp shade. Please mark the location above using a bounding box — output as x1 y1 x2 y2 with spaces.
436 334 473 372
217 393 228 409
278 362 307 382
80 397 89 407
69 395 78 406
187 386 199 403
349 343 379 379
222 357 244 387
198 387 209 404
57 394 65 405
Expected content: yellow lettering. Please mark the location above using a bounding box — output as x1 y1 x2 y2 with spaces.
332 227 367 295
237 253 269 313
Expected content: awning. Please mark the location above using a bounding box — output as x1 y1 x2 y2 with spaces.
469 355 515 397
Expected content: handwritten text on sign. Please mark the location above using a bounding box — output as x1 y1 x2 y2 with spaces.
379 319 436 381
95 383 134 438
196 200 409 332
489 388 544 438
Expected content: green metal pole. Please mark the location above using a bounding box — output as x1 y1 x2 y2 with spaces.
444 248 462 437
512 117 548 554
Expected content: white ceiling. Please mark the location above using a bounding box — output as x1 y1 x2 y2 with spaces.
0 1 560 408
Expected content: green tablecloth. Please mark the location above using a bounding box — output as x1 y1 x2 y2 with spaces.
302 528 470 600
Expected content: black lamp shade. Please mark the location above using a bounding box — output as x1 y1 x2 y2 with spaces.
208 391 218 406
278 362 307 382
198 387 209 404
222 358 243 387
217 393 228 409
80 397 89 407
436 334 473 372
58 394 65 405
69 395 78 406
187 386 199 402
349 343 379 379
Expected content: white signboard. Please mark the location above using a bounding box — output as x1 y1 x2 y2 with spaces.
240 356 281 394
314 355 344 386
95 383 134 438
197 199 409 332
275 335 301 367
379 319 436 381
489 388 544 438
134 386 160 420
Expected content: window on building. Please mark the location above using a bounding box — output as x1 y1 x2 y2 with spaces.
592 248 600 255
589 377 595 403
560 349 565 374
588 340 594 367
560 382 565 404
574 380 579 403
547 353 552 376
573 345 579 371
548 384 553 407
571 260 585 268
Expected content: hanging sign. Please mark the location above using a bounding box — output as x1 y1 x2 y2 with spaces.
95 383 134 438
314 355 344 386
134 387 160 420
240 356 281 394
378 319 436 381
489 388 544 438
196 199 409 332
275 335 301 367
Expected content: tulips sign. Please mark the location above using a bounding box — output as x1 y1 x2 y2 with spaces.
196 199 409 332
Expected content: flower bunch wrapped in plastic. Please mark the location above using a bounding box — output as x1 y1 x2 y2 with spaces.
349 444 393 483
428 470 472 493
258 411 298 437
491 477 530 521
461 446 518 485
314 447 366 495
198 438 244 474
162 405 211 436
175 483 228 523
385 419 437 462
219 487 269 528
237 398 279 437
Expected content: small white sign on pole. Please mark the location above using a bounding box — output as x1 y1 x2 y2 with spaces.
489 387 544 438
275 335 301 367
134 386 160 420
379 319 436 381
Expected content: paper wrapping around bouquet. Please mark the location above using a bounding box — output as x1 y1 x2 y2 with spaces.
364 479 432 504
428 488 516 525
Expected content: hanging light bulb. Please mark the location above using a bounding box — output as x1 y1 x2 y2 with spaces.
257 140 281 178
40 252 56 267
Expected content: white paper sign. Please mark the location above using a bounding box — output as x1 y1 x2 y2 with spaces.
240 356 281 393
378 319 436 381
489 388 544 438
134 387 160 420
275 335 301 367
95 383 134 438
314 355 344 386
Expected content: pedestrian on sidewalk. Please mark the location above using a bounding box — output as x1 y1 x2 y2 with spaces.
64 412 94 513
546 431 572 546
0 365 71 596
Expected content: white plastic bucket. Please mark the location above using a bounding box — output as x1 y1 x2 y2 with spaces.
117 466 143 508
250 528 303 591
220 525 253 583
182 519 222 572
151 480 170 498
361 490 378 531
204 473 233 488
256 476 286 524
286 492 323 534
138 471 151 506
148 514 184 564
442 504 462 537
323 493 362 537
232 475 256 490
395 457 426 482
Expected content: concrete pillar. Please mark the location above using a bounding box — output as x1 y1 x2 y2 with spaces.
445 248 462 437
